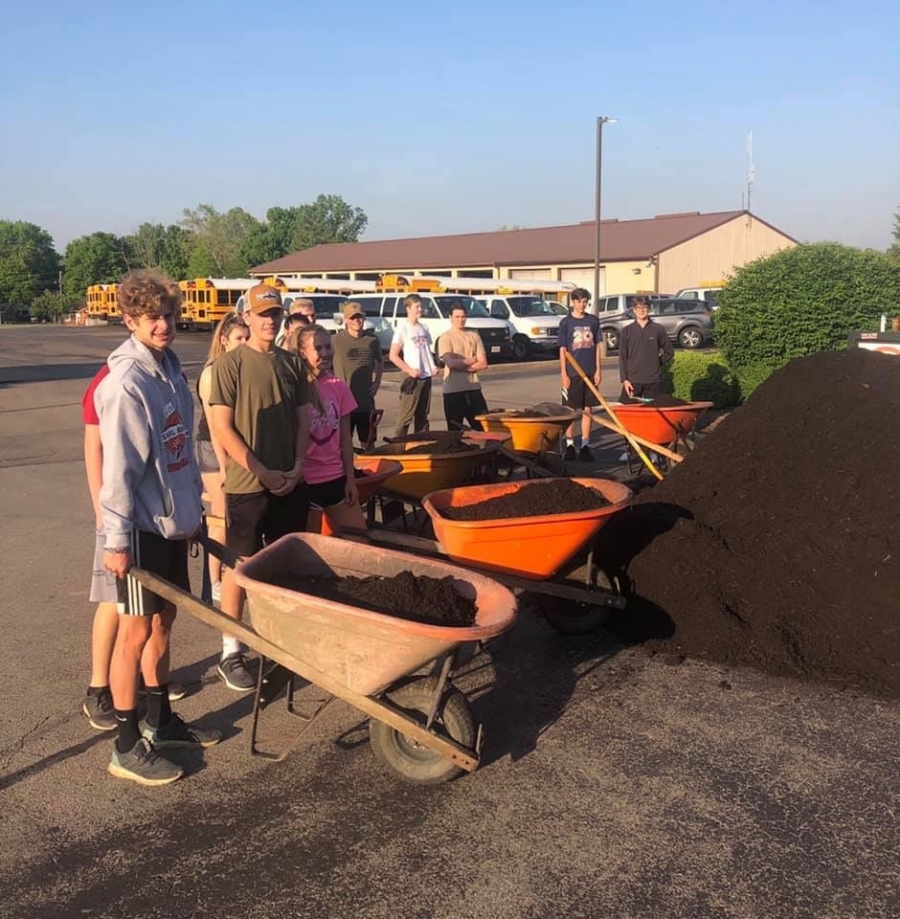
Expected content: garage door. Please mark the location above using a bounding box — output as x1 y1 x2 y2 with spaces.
559 267 604 293
508 269 553 280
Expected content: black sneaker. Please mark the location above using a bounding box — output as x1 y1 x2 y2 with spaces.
141 713 222 749
579 445 593 462
83 688 116 732
217 653 256 693
108 738 183 786
563 444 576 462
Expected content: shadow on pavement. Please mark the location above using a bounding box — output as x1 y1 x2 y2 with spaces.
0 362 104 387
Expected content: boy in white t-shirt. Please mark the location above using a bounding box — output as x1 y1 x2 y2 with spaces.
389 294 439 437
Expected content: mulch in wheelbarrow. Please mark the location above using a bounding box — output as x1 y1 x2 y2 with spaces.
268 570 477 627
596 348 900 697
441 478 611 521
404 436 480 455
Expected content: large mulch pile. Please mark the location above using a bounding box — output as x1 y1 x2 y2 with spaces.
597 348 900 696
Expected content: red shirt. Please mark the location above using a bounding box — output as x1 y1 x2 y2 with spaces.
82 365 111 425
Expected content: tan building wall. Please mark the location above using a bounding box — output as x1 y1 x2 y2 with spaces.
658 215 796 293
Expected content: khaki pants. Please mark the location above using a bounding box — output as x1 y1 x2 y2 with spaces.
395 376 432 437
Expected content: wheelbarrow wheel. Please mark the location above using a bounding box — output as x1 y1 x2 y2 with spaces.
538 571 617 634
370 677 476 784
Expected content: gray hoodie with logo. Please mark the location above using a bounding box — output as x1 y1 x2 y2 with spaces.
95 335 202 550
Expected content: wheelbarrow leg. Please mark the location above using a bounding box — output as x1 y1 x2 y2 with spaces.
425 651 457 731
365 409 384 452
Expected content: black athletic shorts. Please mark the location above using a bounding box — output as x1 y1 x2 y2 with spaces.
226 486 310 559
563 377 599 410
307 475 347 510
116 530 190 617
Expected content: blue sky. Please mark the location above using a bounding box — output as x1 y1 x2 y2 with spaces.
2 0 898 252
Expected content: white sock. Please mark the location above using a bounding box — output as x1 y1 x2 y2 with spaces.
222 636 241 659
566 438 575 447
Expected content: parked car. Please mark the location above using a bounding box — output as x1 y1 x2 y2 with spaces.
675 287 723 309
595 292 671 314
350 293 512 359
599 298 713 352
476 294 567 360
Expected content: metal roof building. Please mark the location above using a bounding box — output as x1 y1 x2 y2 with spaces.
251 209 797 296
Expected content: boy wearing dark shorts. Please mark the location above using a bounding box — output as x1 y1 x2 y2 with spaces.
96 269 219 786
559 288 604 462
210 284 310 691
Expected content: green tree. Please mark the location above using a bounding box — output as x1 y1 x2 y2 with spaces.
242 196 369 269
180 204 260 277
62 232 131 298
290 194 368 252
0 220 61 306
30 290 76 322
125 223 190 279
715 242 900 393
888 208 900 263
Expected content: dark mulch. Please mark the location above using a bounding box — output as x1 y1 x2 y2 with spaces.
596 348 900 697
440 478 610 521
404 437 480 455
267 570 477 626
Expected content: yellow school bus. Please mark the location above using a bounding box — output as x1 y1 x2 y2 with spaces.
178 278 262 330
85 284 110 320
105 284 121 323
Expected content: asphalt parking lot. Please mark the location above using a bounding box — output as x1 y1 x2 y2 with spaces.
1 326 897 919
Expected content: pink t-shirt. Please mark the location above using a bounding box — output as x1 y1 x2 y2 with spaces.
305 374 358 485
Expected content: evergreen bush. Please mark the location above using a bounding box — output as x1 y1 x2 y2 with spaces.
715 243 900 385
660 352 741 408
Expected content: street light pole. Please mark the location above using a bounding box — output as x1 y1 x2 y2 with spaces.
593 116 617 315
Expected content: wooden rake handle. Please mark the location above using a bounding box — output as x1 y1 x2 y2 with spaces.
564 352 664 481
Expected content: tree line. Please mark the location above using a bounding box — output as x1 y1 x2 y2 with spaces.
0 195 367 321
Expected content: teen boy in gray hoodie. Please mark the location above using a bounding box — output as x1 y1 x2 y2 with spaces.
96 269 220 786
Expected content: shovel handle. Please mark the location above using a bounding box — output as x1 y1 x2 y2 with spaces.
564 352 664 481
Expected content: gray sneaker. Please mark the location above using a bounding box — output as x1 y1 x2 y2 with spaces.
83 688 116 732
217 653 256 693
141 713 222 749
108 738 183 786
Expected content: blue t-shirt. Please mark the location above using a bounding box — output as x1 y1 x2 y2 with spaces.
559 313 601 376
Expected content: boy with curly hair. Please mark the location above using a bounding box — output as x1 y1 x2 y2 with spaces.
96 269 220 786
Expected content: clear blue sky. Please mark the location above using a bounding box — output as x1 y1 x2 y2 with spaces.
2 0 898 252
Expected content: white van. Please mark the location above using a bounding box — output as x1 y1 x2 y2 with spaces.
675 287 722 308
476 294 567 360
350 292 512 359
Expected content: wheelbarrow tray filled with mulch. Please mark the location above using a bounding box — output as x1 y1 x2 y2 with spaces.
422 477 632 579
364 435 502 500
235 533 516 697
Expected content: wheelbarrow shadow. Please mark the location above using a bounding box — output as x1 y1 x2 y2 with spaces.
465 611 623 765
465 502 690 767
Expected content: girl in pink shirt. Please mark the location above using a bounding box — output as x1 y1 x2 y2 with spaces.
288 324 365 532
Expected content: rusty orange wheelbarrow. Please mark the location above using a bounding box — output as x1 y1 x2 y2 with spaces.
131 533 516 784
